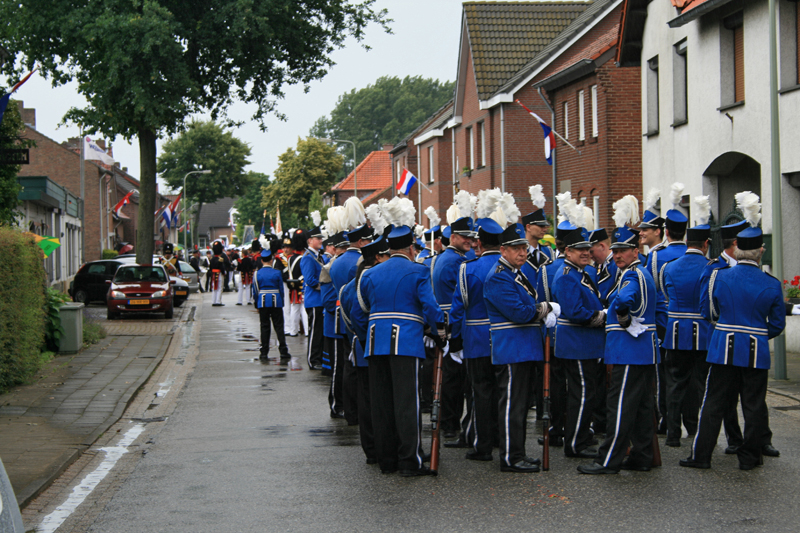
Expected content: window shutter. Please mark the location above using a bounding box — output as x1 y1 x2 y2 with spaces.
734 25 745 102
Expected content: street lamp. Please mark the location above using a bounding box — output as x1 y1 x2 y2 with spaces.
318 138 357 199
183 170 212 251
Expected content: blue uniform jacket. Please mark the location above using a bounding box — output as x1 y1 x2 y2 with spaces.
330 248 361 334
699 252 736 305
358 255 444 359
299 248 323 308
662 249 710 351
604 261 660 365
648 242 687 332
553 260 606 360
484 257 547 365
431 247 467 318
252 265 284 308
700 261 784 369
320 272 342 339
594 253 618 303
339 278 368 367
536 255 564 343
449 251 500 360
416 248 431 263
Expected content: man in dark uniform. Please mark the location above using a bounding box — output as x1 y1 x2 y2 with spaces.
320 230 348 414
299 227 325 370
209 241 226 306
252 248 290 361
683 197 784 470
485 223 558 473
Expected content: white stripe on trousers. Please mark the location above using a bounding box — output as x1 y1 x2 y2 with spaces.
503 364 512 466
603 365 630 468
330 340 340 413
691 367 713 459
571 360 586 454
307 310 316 367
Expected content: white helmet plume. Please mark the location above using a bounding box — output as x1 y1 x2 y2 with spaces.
424 206 440 228
311 210 322 228
365 203 389 236
670 182 685 210
735 191 762 227
529 185 546 210
343 197 366 230
556 192 572 223
454 190 474 219
612 195 640 228
693 195 711 226
384 197 416 228
644 188 661 212
326 206 346 234
414 224 425 239
476 189 502 220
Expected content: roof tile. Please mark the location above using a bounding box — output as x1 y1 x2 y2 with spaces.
331 149 393 194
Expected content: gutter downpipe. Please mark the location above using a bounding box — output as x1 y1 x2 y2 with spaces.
538 87 557 221
417 144 422 224
452 125 457 199
500 103 506 193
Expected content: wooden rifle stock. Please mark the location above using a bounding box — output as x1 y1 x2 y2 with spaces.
429 346 445 475
542 335 551 471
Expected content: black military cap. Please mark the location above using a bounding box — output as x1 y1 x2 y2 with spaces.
521 208 549 227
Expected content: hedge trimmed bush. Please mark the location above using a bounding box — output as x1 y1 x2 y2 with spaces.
102 249 118 259
0 228 46 392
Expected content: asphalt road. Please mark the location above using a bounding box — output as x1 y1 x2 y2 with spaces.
34 298 800 532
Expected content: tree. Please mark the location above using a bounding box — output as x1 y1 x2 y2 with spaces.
310 76 454 168
262 137 342 228
0 100 35 225
157 121 253 247
0 0 389 263
235 171 270 239
307 190 329 222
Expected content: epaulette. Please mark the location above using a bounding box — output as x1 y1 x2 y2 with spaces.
563 265 572 275
463 257 479 265
495 263 506 273
706 259 717 266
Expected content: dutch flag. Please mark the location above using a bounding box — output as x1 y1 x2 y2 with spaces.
396 168 418 196
516 100 556 165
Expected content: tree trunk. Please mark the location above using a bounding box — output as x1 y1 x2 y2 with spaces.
136 127 158 264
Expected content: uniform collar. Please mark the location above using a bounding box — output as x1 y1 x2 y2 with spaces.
738 259 759 268
721 251 737 266
564 259 583 272
481 250 501 257
685 248 705 256
306 248 319 257
446 245 465 257
346 247 362 254
498 257 518 273
604 251 613 265
390 253 413 262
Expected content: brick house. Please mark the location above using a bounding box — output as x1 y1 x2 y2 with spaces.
393 0 642 232
329 145 394 207
196 197 237 249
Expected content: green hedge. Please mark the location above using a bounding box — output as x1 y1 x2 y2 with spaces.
0 228 47 392
102 249 119 259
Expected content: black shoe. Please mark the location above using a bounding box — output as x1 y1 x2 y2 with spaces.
762 444 780 457
739 462 761 471
330 411 345 419
620 459 651 472
443 430 458 439
465 451 493 462
537 435 564 447
565 448 598 459
679 457 710 469
422 453 431 463
280 354 291 361
366 457 378 465
665 438 681 447
524 457 542 465
724 445 740 455
590 438 599 446
577 462 619 475
380 466 398 474
235 303 242 306
259 353 270 360
310 364 323 370
421 405 432 414
399 466 433 477
444 439 470 449
500 460 540 473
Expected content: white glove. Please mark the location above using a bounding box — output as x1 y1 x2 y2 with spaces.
544 312 557 329
348 342 356 364
601 308 608 316
232 260 238 267
625 316 647 338
442 341 450 357
548 302 561 318
450 350 463 364
793 304 800 316
424 336 436 349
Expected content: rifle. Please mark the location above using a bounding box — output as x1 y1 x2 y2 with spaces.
542 335 551 471
429 345 445 476
651 380 662 467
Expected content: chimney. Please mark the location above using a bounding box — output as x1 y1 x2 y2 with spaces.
382 144 394 151
15 101 36 129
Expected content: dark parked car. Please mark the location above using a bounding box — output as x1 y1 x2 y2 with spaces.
106 264 175 319
69 260 123 304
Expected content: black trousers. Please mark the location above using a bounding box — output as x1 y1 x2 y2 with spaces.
420 346 435 408
325 336 345 416
441 354 468 434
306 307 324 368
258 307 288 357
696 361 752 447
467 356 498 454
369 355 425 472
496 361 534 467
592 361 608 434
597 364 655 470
356 365 375 461
563 358 601 455
342 337 359 425
664 349 705 439
690 364 768 467
534 345 566 438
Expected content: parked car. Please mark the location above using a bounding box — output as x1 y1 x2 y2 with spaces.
106 264 175 319
69 260 124 304
116 254 190 306
178 260 200 293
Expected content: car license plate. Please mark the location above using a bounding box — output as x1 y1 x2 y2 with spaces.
129 299 149 305
176 290 187 296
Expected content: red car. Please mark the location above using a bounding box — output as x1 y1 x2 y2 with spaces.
106 264 175 319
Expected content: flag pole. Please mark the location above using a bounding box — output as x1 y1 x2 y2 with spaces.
80 127 85 264
516 100 581 154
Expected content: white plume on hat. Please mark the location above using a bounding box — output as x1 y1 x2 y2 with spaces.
424 206 440 228
612 195 640 228
319 224 330 239
529 185 546 210
693 195 711 226
414 224 425 239
446 204 461 225
343 197 366 230
644 188 661 212
565 200 585 228
670 182 685 210
311 210 322 227
735 191 762 227
454 190 474 219
365 202 389 236
556 192 572 224
326 206 346 234
384 197 416 228
258 235 270 251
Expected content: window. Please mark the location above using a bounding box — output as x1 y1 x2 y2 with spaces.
563 102 569 139
428 146 434 183
478 122 486 167
779 0 799 89
646 56 659 135
720 12 744 107
673 40 688 125
467 127 474 169
578 90 585 141
590 85 598 138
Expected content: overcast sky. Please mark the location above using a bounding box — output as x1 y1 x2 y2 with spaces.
11 0 472 191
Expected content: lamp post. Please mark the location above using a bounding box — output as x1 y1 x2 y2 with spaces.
318 138 357 199
183 170 212 252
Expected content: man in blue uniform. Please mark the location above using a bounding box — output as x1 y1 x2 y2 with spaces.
449 218 504 461
320 231 348 415
485 223 559 473
252 248 290 361
299 226 325 370
521 205 552 288
431 215 476 445
661 219 712 446
554 228 607 458
416 225 442 263
358 225 445 477
589 228 617 303
683 214 784 470
578 219 659 474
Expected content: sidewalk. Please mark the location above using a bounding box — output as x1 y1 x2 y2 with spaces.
0 318 177 508
769 351 800 402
